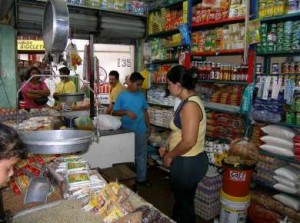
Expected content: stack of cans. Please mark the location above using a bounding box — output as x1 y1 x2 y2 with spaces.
258 20 300 53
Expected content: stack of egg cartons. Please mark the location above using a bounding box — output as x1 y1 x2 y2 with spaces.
194 165 222 221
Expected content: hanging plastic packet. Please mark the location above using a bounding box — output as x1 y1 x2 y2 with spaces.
178 23 191 46
256 75 265 99
66 42 82 70
271 76 282 100
285 78 295 105
240 83 255 114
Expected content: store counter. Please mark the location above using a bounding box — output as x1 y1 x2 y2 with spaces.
81 128 135 169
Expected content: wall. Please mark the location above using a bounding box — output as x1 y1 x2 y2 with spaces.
0 25 17 108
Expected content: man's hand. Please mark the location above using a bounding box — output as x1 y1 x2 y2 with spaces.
126 111 137 120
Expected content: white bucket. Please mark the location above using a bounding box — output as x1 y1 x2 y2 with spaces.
219 194 250 223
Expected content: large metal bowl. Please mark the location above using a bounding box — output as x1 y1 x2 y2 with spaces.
43 0 69 53
58 93 85 103
20 130 93 154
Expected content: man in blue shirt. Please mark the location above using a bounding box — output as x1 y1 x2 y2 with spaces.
112 72 152 188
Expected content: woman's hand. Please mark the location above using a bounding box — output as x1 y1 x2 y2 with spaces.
163 153 173 167
159 146 173 167
159 147 167 157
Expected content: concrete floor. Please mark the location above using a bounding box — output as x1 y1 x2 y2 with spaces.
137 165 214 223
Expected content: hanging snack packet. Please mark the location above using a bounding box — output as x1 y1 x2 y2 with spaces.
178 23 191 46
66 42 82 70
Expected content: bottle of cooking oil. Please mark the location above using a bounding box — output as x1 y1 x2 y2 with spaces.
265 0 274 17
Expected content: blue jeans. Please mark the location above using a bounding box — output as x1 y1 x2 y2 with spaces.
134 132 148 182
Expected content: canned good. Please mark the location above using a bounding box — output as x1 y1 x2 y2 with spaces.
297 113 300 125
296 62 300 73
287 0 299 14
289 62 296 73
286 111 296 124
256 63 263 74
267 42 275 52
260 23 268 33
271 63 280 74
282 62 290 74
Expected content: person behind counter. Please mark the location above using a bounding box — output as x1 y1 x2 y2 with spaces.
159 65 209 223
53 67 76 98
21 66 50 110
0 123 25 187
112 72 152 188
106 70 124 114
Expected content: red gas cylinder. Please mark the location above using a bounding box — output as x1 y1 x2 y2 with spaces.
221 156 255 197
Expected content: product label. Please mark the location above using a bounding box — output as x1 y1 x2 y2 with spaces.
229 170 246 181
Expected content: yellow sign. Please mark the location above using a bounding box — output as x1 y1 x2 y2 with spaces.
17 40 45 51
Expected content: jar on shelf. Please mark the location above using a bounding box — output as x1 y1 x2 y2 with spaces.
256 63 263 74
282 62 290 74
271 63 280 74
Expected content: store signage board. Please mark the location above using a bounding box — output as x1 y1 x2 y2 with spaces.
17 40 45 51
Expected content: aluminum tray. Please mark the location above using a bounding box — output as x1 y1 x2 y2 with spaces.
58 93 85 103
20 130 93 154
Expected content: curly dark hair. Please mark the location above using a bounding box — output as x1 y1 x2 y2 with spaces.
25 66 41 81
0 123 25 159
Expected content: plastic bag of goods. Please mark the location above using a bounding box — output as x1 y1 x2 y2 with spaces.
94 114 121 130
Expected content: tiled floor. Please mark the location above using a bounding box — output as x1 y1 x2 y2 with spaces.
137 165 214 223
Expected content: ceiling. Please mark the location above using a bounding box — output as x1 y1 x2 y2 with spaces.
14 0 146 44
